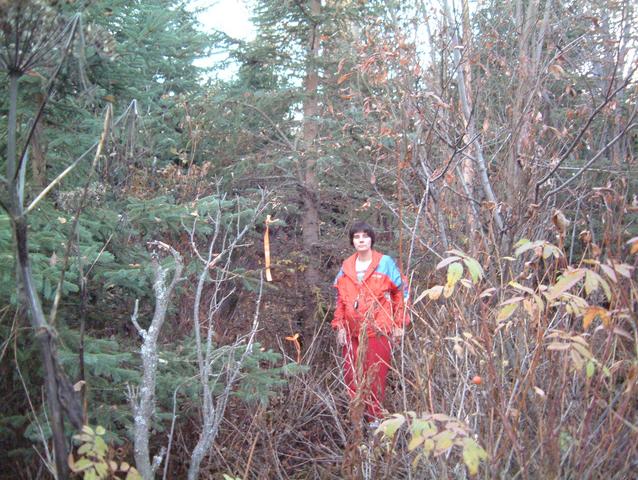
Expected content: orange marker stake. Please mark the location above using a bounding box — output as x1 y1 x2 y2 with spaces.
264 215 272 282
285 333 301 363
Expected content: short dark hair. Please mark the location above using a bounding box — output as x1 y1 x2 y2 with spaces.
349 221 375 248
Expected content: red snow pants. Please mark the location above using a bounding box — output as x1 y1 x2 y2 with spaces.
342 334 392 420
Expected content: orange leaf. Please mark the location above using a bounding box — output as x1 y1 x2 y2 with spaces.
337 72 353 85
582 306 609 329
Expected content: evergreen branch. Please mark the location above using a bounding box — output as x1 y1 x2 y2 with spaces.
24 100 138 215
48 104 112 327
227 100 297 152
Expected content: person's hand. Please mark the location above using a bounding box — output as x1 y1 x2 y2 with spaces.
336 328 347 346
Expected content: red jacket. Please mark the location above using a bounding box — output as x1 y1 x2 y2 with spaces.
332 250 409 337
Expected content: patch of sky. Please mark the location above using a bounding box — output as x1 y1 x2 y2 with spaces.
188 0 256 81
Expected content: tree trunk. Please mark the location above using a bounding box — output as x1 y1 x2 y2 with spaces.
460 0 481 254
31 113 48 188
300 0 322 305
442 0 505 238
14 217 85 478
130 246 183 480
8 71 83 480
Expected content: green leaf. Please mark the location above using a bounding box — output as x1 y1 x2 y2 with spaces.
74 458 94 472
94 461 108 477
77 443 93 455
377 414 405 439
462 437 488 475
410 419 436 438
125 468 143 480
586 360 595 378
85 470 98 480
446 262 463 287
94 436 108 458
95 425 106 436
463 257 484 284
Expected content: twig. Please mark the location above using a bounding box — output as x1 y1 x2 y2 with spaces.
534 71 638 202
541 119 638 203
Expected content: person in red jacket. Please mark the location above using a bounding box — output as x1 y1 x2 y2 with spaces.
332 221 409 424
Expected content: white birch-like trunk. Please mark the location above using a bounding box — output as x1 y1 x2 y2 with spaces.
130 244 183 480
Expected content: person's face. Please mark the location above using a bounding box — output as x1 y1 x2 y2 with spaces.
352 231 372 253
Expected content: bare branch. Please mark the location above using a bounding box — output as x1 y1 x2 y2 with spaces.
541 119 638 203
130 299 143 337
534 69 638 202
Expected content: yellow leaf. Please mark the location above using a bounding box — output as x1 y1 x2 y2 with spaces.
422 438 435 456
508 281 536 295
446 262 463 287
433 430 456 455
546 269 585 300
523 299 536 318
413 285 443 304
501 296 524 306
584 270 598 296
77 443 92 455
408 434 425 451
570 349 584 370
497 303 518 322
462 257 484 284
73 458 94 473
443 283 455 298
571 342 592 359
126 468 143 480
462 437 488 475
377 414 406 439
